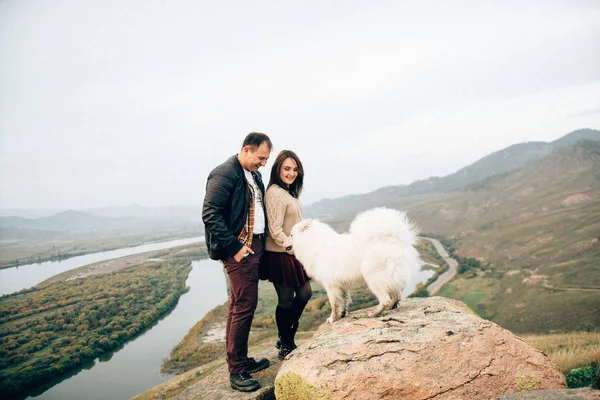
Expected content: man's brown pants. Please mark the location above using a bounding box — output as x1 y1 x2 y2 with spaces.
223 239 264 374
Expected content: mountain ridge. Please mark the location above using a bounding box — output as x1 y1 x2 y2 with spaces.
305 128 599 220
406 140 600 333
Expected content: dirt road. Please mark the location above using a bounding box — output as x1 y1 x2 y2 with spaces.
422 237 459 295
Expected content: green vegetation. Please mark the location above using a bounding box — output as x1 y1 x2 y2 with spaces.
456 256 483 275
408 283 429 298
0 244 205 397
566 364 599 388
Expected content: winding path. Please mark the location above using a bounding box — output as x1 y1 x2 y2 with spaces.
421 237 459 295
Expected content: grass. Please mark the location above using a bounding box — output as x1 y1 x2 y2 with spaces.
438 270 600 334
521 332 600 374
437 273 503 321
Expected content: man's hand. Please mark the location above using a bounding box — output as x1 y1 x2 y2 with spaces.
233 245 254 262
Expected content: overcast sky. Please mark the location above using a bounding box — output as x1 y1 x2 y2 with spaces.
1 0 599 210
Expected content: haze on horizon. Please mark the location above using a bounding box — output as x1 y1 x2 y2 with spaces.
1 0 599 211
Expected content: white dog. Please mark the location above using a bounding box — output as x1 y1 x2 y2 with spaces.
291 207 420 323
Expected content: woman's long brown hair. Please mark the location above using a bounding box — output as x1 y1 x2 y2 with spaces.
267 150 304 198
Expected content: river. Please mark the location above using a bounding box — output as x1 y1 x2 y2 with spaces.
0 237 203 296
24 258 227 400
404 258 435 297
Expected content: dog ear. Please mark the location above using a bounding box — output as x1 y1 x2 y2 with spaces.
299 219 313 232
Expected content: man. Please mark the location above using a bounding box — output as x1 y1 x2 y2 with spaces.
202 132 272 392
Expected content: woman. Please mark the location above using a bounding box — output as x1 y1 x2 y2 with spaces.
262 150 312 359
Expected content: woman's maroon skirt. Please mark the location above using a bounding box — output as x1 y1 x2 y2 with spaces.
260 251 311 286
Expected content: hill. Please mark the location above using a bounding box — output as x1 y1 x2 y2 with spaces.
0 210 147 233
302 130 600 334
408 141 600 333
305 128 600 221
85 204 202 221
0 208 204 240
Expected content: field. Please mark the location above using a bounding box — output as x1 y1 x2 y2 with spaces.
0 226 201 269
522 332 600 374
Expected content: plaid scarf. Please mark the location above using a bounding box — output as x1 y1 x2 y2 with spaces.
237 174 258 248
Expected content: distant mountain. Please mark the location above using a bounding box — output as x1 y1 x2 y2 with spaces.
548 128 599 148
0 209 65 218
305 128 600 220
86 204 202 221
0 205 202 221
0 210 147 233
409 139 600 236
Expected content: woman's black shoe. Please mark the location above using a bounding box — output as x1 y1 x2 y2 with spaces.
276 338 296 350
278 340 297 360
278 345 295 360
230 373 260 392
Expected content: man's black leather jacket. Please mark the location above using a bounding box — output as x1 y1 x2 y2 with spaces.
202 155 266 261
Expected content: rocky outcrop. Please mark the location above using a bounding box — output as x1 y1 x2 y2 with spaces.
275 297 566 400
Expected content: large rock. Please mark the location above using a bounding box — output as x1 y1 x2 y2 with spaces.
275 297 566 400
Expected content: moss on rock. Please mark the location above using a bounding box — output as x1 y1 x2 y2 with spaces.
515 375 540 390
275 371 331 400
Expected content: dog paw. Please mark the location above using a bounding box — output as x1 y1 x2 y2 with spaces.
367 310 383 319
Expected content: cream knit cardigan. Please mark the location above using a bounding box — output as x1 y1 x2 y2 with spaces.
264 184 303 253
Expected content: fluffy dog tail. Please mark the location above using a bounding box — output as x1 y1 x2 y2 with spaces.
348 207 419 246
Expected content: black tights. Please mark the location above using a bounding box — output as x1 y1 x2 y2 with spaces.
274 282 312 345
274 282 312 309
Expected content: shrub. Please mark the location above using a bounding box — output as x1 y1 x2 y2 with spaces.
409 283 430 298
566 363 599 388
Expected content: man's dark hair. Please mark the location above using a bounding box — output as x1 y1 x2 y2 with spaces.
268 150 304 198
242 132 272 151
